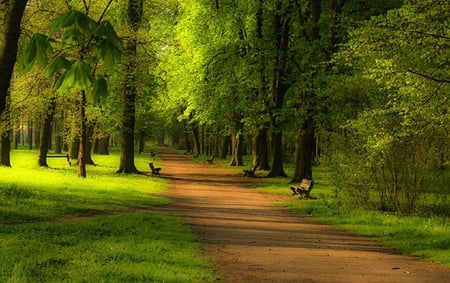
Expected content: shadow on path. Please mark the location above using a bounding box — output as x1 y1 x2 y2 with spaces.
156 148 450 283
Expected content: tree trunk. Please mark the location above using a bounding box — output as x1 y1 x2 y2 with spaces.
267 0 291 177
98 135 110 155
0 0 28 167
38 99 56 167
117 0 143 174
253 125 270 170
84 123 95 165
190 124 200 157
291 118 314 182
78 90 87 178
70 138 80 159
221 135 231 159
229 132 244 166
291 0 322 182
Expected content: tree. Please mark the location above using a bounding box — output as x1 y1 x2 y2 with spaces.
18 4 122 177
0 0 29 167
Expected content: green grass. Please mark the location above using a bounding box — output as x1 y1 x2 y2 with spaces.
0 149 219 282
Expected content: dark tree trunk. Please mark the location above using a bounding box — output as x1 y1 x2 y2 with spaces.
78 90 88 177
221 135 231 159
38 99 56 167
84 123 95 165
291 119 314 182
190 124 200 157
291 0 322 182
184 123 192 153
267 0 291 177
138 130 145 154
97 135 110 155
117 0 143 174
253 125 270 170
0 0 28 167
70 138 80 159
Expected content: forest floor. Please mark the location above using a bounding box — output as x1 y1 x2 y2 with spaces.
154 149 450 283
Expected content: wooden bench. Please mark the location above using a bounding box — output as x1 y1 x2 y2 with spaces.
290 178 313 198
243 165 257 177
149 162 161 175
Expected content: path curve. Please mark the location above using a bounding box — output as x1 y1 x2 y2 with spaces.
156 149 450 283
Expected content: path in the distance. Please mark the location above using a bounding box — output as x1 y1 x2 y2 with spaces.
157 149 450 283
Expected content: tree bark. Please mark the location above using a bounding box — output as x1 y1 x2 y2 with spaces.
267 0 291 177
253 125 270 170
291 0 322 182
0 0 28 167
190 123 200 157
78 90 87 177
38 99 56 167
117 0 143 174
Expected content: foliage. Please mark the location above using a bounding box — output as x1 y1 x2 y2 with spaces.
322 0 450 214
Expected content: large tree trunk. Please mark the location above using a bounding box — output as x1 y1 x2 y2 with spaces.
117 0 143 174
221 135 231 159
253 125 270 170
291 118 314 182
0 0 28 167
84 123 95 165
38 99 56 167
267 0 291 178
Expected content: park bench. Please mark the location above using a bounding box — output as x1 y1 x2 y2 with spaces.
47 153 71 166
290 178 313 198
243 165 257 177
206 155 214 164
149 162 161 175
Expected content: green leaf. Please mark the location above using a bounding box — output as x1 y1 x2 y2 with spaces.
44 56 72 77
97 40 122 69
92 77 108 101
54 60 93 93
49 10 78 36
17 33 52 75
93 21 122 47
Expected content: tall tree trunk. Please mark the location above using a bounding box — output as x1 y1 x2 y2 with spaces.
38 99 56 167
267 0 291 177
0 0 28 167
117 0 143 174
291 0 322 182
78 90 88 177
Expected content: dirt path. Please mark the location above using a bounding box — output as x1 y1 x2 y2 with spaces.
156 149 450 283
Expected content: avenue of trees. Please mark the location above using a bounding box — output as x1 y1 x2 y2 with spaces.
1 0 449 214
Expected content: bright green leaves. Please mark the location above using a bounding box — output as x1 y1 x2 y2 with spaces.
18 8 122 95
17 33 53 75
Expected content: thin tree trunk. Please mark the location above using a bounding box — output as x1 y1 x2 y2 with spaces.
78 90 87 177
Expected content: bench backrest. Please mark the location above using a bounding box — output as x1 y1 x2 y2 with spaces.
300 178 312 190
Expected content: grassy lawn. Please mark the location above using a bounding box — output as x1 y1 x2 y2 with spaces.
0 149 219 282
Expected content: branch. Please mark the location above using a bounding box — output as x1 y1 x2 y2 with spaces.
407 69 450 84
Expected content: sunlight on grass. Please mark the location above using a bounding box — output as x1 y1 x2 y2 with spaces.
0 149 219 282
